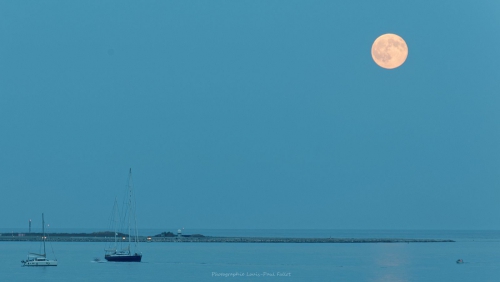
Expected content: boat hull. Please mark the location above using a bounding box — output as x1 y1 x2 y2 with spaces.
22 260 58 266
105 254 142 262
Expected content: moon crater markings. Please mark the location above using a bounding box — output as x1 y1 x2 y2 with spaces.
371 34 408 69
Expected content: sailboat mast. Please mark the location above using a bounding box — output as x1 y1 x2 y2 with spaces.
128 168 132 246
132 171 139 246
113 197 117 246
42 213 46 257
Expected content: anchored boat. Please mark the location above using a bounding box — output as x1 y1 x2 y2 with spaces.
104 169 142 262
21 213 58 266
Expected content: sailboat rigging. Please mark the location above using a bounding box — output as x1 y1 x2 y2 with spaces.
21 213 58 266
104 168 142 262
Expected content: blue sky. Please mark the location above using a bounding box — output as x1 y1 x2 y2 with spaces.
1 1 499 230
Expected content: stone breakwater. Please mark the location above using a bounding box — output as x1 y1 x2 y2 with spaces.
0 236 454 243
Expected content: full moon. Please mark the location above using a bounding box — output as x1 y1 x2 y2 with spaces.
371 33 408 69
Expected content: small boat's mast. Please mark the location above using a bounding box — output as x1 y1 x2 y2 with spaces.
42 213 46 257
113 197 118 247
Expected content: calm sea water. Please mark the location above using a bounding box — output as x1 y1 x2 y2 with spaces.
2 230 500 282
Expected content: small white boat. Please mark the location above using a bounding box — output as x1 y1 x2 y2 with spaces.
22 255 58 266
22 213 58 266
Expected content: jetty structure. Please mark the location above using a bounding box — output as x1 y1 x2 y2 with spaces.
1 231 454 243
